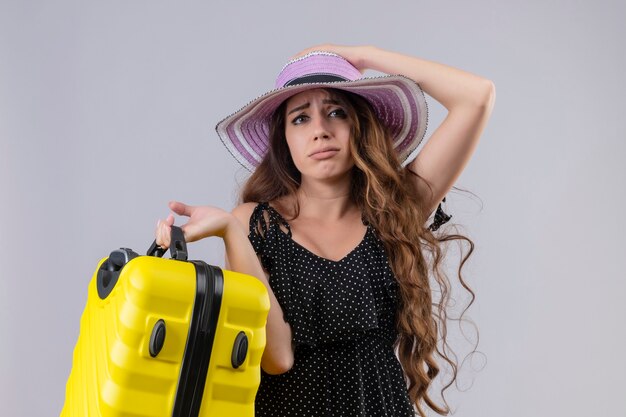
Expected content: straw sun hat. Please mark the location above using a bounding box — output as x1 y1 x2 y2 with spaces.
215 51 429 172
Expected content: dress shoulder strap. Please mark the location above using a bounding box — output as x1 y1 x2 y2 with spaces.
249 202 292 236
248 202 292 273
428 197 452 232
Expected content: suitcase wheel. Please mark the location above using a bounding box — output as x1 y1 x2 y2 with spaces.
231 331 248 369
149 319 166 357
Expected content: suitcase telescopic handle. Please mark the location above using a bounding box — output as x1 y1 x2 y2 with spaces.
147 225 188 261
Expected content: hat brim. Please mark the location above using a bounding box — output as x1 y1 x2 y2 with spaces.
215 75 428 171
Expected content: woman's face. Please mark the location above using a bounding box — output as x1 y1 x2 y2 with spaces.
283 88 354 182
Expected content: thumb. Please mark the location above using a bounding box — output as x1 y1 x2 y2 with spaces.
169 201 193 217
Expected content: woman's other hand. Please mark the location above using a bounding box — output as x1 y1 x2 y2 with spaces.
155 201 235 249
290 44 372 74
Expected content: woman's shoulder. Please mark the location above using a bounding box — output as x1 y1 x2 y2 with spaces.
231 202 264 228
231 201 284 228
231 201 261 215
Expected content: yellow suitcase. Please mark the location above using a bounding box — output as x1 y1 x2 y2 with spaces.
61 227 270 417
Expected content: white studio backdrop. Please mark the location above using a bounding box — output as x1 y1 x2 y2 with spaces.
1 1 625 416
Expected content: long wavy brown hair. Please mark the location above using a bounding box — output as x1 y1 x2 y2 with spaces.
240 88 478 416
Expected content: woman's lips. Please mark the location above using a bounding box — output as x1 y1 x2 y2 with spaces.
310 148 340 160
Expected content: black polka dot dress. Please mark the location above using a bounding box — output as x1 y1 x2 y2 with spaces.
248 202 415 417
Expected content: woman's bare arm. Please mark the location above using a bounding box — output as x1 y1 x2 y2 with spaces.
155 201 294 374
227 203 294 374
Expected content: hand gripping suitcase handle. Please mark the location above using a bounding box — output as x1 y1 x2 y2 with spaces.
147 225 188 261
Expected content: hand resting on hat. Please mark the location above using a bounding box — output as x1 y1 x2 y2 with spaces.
291 43 370 74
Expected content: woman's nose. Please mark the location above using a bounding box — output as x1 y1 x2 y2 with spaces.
311 116 330 140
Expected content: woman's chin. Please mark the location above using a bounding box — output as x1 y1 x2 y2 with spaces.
300 165 354 183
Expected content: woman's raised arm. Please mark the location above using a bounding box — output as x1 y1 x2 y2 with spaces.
293 44 496 215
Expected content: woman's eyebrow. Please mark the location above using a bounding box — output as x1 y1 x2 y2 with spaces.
287 99 341 116
287 103 309 115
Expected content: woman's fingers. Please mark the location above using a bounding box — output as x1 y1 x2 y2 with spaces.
155 220 164 247
169 201 193 217
157 203 231 246
290 44 367 74
291 44 331 60
156 201 193 249
155 219 172 249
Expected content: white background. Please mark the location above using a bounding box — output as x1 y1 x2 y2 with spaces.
1 1 625 416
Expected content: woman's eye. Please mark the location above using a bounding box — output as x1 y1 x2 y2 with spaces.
329 108 347 118
292 114 308 125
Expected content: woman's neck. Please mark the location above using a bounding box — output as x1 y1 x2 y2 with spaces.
293 176 357 221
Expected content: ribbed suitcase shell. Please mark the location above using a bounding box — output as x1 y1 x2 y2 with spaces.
61 254 269 417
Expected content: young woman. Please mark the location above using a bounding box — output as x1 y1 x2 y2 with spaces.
156 44 495 416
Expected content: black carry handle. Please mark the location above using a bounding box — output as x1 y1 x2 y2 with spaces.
147 225 188 261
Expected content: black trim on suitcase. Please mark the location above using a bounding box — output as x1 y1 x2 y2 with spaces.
172 262 224 417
